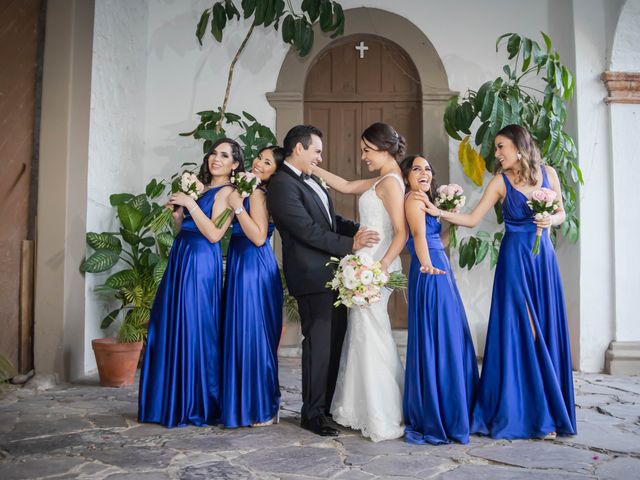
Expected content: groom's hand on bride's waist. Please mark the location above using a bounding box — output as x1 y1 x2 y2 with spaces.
352 227 380 251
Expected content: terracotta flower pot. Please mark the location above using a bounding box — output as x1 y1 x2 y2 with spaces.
92 337 143 387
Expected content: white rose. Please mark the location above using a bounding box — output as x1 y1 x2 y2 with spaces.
546 201 553 208
447 194 454 201
342 266 356 282
360 270 374 285
377 272 389 284
343 277 358 290
459 197 466 207
352 295 366 306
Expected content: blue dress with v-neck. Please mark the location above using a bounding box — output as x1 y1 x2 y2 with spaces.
139 186 226 427
471 167 576 439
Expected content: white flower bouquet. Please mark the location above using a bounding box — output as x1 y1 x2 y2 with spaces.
434 184 466 247
149 170 204 233
326 253 407 308
213 171 261 228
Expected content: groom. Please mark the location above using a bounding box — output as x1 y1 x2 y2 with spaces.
267 124 379 436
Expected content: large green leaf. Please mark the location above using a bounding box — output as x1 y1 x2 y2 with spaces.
120 228 140 247
117 204 143 233
87 232 121 252
196 8 211 45
242 0 256 18
81 249 120 273
105 269 137 289
100 309 120 329
129 194 151 218
157 232 175 248
319 0 332 31
109 193 134 206
153 258 168 284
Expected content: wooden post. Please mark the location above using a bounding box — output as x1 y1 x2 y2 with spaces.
19 240 35 373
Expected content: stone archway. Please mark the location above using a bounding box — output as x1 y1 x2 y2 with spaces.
602 0 640 374
267 7 454 183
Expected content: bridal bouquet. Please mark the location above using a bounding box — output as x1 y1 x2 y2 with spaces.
212 171 261 228
149 170 204 233
434 184 465 247
527 187 559 255
326 253 407 308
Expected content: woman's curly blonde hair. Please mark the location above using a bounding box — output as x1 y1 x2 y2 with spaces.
493 124 542 186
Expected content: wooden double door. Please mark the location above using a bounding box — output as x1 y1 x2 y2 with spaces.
304 35 423 329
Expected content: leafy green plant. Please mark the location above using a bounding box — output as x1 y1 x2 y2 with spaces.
181 109 278 167
187 0 345 142
443 32 582 269
81 178 174 343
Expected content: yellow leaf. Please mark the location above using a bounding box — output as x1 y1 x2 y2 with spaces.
458 136 486 186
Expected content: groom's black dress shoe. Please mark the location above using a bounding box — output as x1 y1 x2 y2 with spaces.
301 415 339 437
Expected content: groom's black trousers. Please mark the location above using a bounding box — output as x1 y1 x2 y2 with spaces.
295 291 348 422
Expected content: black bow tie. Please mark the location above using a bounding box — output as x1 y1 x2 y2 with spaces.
301 173 311 181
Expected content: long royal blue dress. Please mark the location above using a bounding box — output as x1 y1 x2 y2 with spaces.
139 186 226 427
404 214 479 444
221 194 283 427
471 167 576 439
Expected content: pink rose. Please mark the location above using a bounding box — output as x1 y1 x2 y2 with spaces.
540 187 557 201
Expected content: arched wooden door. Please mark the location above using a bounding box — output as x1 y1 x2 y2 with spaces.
304 34 422 329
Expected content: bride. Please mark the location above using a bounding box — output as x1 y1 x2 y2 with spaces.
314 122 407 442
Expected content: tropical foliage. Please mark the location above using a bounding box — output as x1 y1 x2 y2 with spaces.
443 32 582 269
81 178 174 342
182 0 346 160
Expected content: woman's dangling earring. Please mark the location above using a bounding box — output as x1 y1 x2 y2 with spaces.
516 152 522 160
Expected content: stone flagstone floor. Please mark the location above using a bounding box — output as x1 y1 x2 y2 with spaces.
1 357 640 479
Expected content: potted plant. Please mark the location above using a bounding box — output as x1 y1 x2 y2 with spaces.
81 178 173 387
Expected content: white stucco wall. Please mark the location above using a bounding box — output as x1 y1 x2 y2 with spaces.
609 0 640 344
570 0 624 372
137 0 583 359
84 0 149 374
82 0 624 374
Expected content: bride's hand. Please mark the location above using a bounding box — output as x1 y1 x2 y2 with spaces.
420 263 446 275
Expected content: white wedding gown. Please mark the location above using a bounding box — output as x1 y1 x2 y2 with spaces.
330 173 405 442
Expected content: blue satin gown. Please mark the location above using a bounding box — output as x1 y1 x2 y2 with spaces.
471 167 576 438
404 215 479 444
221 195 283 427
138 186 226 427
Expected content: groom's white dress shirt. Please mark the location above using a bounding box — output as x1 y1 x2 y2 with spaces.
284 161 332 226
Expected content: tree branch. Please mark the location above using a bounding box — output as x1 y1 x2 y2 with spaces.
216 21 256 133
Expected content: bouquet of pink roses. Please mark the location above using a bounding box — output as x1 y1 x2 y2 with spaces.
527 187 559 255
326 253 407 308
149 170 204 233
434 184 465 247
212 171 261 228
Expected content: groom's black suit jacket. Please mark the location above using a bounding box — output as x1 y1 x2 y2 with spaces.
267 165 359 297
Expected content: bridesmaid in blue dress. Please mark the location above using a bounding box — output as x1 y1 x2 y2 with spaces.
401 155 479 445
221 146 284 428
416 125 575 439
139 138 244 427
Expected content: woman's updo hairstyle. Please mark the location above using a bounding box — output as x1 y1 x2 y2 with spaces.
361 122 407 161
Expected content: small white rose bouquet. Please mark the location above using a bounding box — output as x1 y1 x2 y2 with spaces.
212 171 261 228
326 253 407 308
149 170 204 233
434 184 466 247
527 187 559 255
